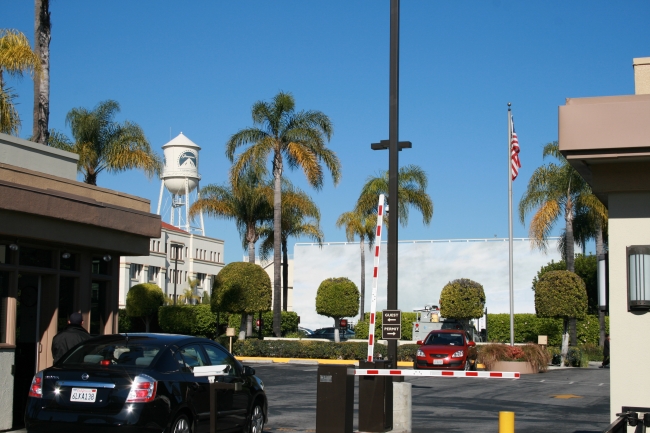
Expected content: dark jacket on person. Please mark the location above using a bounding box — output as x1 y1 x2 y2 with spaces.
52 324 91 363
603 338 610 357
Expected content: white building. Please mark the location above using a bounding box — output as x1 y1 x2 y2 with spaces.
119 222 225 306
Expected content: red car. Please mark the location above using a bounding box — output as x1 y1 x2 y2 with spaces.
415 329 476 370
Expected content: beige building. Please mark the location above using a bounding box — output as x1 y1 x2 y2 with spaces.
0 133 160 429
559 57 650 423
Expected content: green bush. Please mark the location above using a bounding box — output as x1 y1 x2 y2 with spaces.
486 314 608 346
232 339 418 362
439 278 486 320
354 312 417 341
535 270 588 321
226 311 299 337
315 278 360 324
159 304 222 339
118 308 132 333
126 283 166 332
212 262 272 314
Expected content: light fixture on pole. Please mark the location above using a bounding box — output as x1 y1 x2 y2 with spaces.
627 246 650 311
597 254 608 311
172 244 182 305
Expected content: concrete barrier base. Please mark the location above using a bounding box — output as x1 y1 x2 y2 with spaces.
393 382 412 433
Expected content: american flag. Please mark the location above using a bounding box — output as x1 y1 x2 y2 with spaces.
510 115 521 181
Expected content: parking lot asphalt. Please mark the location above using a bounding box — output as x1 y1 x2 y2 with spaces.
255 363 610 433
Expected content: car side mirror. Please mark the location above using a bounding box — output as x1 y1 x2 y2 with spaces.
416 340 423 345
242 365 255 376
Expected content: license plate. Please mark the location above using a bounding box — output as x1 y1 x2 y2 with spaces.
433 360 444 365
70 388 97 403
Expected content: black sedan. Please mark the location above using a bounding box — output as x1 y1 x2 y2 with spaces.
25 334 267 433
306 327 356 341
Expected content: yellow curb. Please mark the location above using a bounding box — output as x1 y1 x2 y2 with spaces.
236 356 414 367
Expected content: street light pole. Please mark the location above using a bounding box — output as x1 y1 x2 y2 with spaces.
173 244 180 305
387 0 400 366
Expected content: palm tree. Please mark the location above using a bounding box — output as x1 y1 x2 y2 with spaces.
0 29 40 135
49 100 161 185
336 209 376 322
258 181 324 311
189 166 273 264
356 164 433 229
32 0 51 144
226 91 340 337
519 142 605 272
189 166 273 338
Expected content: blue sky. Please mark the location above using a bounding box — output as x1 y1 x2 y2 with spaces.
3 1 649 264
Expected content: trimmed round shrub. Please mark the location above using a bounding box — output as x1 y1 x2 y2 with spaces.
439 278 486 320
535 270 587 320
212 262 272 314
126 283 165 332
315 277 359 321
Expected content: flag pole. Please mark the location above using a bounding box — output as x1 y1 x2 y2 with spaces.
508 102 515 346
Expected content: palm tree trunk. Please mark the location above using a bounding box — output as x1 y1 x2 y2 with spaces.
359 238 365 321
272 153 283 337
565 201 575 272
33 0 51 145
565 199 577 346
247 235 255 336
248 240 255 264
282 239 288 312
596 221 606 347
561 318 569 366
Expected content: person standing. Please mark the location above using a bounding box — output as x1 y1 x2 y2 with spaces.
600 333 610 368
52 312 91 363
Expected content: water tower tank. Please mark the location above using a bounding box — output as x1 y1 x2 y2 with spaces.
161 132 201 195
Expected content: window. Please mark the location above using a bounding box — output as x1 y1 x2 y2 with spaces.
217 252 221 263
195 248 199 259
130 263 142 280
19 247 53 268
202 344 238 376
196 273 206 287
185 247 188 259
149 266 160 282
179 344 207 369
0 271 9 343
157 241 161 252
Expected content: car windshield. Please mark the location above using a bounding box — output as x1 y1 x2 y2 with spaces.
425 332 464 346
59 337 163 368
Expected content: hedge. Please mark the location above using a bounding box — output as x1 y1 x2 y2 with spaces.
158 304 222 339
487 313 608 346
354 312 417 341
233 339 419 362
227 311 299 337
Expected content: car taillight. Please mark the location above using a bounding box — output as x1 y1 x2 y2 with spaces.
126 374 157 403
28 371 43 398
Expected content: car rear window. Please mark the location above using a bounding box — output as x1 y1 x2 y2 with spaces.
59 337 163 368
425 332 464 346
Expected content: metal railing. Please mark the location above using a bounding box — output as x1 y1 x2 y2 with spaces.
604 407 650 433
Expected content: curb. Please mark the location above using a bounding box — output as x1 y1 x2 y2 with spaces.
236 356 413 367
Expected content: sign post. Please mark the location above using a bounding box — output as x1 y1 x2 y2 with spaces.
382 310 401 340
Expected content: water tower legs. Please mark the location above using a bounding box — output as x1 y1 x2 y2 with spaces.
157 180 165 215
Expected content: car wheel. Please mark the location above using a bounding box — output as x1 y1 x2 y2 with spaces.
246 402 265 433
171 414 191 433
464 359 472 371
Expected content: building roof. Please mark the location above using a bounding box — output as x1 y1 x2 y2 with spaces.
161 221 188 233
161 132 201 149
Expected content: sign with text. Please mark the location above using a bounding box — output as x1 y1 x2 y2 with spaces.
381 310 401 340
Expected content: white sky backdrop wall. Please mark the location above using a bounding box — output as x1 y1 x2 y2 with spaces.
294 238 562 330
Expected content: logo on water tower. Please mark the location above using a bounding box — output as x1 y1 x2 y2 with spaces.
178 150 197 167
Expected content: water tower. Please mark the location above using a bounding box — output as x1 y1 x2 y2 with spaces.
156 132 205 235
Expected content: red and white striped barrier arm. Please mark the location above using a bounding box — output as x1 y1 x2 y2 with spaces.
367 194 385 363
354 369 520 379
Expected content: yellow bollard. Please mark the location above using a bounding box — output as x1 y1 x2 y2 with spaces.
499 411 515 433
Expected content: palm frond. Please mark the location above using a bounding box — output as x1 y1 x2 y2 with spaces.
528 199 561 251
0 84 20 135
0 29 41 78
